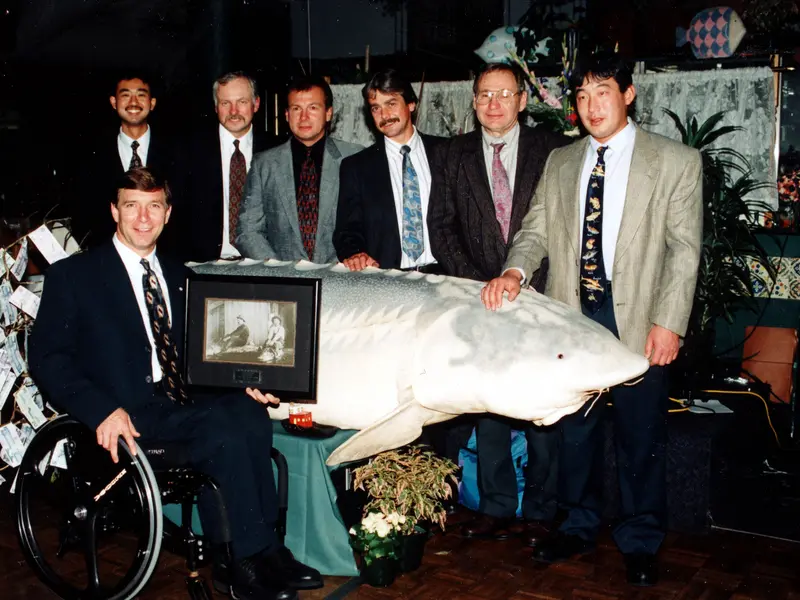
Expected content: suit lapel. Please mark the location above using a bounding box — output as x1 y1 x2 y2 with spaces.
463 134 502 237
275 141 301 240
559 137 590 261
510 128 536 235
615 129 659 262
100 242 150 347
372 140 400 242
318 137 343 239
158 254 187 345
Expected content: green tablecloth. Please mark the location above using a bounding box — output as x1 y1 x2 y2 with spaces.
163 421 358 576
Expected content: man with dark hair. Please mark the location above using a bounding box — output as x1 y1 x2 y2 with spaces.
177 71 272 262
334 69 445 271
235 75 361 262
72 73 176 249
427 61 568 545
31 167 323 600
481 51 703 586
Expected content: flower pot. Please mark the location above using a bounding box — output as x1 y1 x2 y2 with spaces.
398 529 429 573
357 555 398 587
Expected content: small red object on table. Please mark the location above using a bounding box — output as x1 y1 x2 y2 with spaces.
288 404 313 428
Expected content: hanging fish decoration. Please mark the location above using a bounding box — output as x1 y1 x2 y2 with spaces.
676 6 746 59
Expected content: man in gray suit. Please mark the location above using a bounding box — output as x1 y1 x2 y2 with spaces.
236 76 362 262
482 52 702 586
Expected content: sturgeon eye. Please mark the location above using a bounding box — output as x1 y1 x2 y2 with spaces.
557 353 564 359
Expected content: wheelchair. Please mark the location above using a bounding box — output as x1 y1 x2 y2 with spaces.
15 415 289 600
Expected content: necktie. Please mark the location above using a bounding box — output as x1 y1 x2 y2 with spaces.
140 258 189 405
229 139 247 244
129 140 143 169
296 148 319 260
580 146 609 314
490 142 512 243
400 145 424 261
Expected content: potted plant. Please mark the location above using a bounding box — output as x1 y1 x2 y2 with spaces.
352 446 459 573
348 511 404 587
663 109 776 389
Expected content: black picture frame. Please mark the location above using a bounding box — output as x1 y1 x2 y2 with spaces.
184 273 321 402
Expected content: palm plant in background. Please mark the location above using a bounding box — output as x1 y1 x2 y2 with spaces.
663 109 776 351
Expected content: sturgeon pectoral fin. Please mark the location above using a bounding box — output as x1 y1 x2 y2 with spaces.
326 403 456 466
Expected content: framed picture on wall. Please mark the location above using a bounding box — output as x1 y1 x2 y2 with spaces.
184 273 321 402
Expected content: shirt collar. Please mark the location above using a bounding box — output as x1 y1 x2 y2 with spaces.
119 125 151 147
589 117 635 156
218 123 253 151
290 133 327 158
481 122 520 152
112 233 157 271
384 126 420 154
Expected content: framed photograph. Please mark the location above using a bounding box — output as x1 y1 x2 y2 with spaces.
185 273 321 402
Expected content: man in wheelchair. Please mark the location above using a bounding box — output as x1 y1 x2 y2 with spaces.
29 167 322 600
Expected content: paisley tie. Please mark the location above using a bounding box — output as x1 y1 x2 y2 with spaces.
400 145 424 261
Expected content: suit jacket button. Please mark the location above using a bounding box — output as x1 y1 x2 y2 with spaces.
146 375 153 384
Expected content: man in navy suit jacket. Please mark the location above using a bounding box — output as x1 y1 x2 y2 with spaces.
71 74 176 251
30 168 320 600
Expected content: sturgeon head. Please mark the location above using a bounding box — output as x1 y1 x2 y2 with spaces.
187 260 649 466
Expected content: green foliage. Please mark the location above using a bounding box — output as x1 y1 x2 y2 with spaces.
348 512 401 565
663 109 776 336
352 446 459 534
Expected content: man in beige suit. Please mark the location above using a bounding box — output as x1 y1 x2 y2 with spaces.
482 52 702 586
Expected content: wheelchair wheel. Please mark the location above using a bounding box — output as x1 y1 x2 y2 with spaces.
16 415 163 600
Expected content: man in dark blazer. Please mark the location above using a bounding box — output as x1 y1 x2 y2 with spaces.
333 69 445 272
176 71 271 263
236 76 361 263
30 168 321 600
428 62 568 544
71 74 175 250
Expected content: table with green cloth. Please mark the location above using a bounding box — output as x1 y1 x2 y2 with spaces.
163 420 359 576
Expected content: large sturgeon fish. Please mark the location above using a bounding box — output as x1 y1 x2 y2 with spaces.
189 260 650 465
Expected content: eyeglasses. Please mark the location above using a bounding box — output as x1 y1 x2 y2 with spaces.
475 89 520 105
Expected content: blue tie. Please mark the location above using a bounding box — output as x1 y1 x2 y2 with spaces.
400 145 424 261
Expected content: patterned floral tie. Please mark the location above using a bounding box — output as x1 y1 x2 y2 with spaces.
296 148 319 260
140 258 189 405
129 140 143 169
580 145 609 314
490 142 512 243
400 145 424 261
228 139 247 244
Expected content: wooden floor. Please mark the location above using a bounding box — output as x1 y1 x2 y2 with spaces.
3 500 800 600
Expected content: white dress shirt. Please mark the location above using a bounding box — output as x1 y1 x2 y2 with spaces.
481 122 521 197
578 118 636 281
219 124 255 258
113 234 173 382
117 126 151 171
384 127 436 268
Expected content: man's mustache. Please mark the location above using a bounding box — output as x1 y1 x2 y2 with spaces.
379 117 399 128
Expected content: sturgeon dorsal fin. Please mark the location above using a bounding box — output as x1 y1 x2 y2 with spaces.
326 402 456 466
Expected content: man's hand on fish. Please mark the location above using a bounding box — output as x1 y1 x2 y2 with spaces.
481 269 523 311
343 252 380 271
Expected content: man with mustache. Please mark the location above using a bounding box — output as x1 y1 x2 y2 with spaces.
428 62 568 545
72 73 176 249
334 69 445 272
175 71 272 262
236 76 361 263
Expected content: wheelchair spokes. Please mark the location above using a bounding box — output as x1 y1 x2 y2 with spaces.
16 416 163 600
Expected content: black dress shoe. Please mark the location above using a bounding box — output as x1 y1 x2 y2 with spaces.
532 533 595 564
624 552 658 586
461 514 518 539
522 520 552 548
259 546 324 590
214 556 298 600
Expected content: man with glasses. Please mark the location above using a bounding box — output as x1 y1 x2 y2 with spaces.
428 62 568 544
